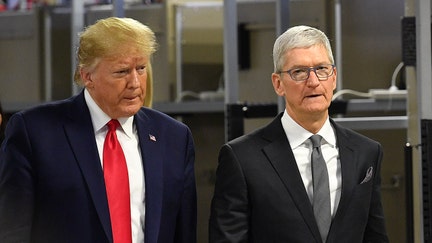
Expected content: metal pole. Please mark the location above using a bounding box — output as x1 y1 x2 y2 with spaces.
416 0 432 120
43 8 52 101
175 5 183 102
405 143 414 243
276 0 290 113
71 0 85 95
334 0 342 91
223 0 239 141
223 0 239 105
417 0 432 241
112 0 125 18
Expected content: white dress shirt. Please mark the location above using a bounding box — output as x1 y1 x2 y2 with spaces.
281 110 341 217
85 89 145 242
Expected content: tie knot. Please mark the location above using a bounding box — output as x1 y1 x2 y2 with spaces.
310 134 322 148
107 119 120 132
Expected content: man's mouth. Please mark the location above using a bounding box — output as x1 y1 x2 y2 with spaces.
125 96 139 101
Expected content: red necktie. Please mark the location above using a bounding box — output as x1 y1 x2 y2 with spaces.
103 119 132 243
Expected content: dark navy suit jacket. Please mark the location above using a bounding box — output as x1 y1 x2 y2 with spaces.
0 91 197 243
209 113 388 243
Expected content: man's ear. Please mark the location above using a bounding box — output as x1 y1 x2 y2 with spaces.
80 68 93 88
332 67 338 91
271 73 284 96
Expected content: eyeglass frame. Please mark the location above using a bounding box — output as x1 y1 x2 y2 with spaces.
277 64 336 82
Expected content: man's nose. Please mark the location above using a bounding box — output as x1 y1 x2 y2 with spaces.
128 70 141 88
306 69 321 85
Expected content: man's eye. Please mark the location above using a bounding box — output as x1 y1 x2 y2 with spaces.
116 69 129 74
292 69 307 74
135 66 145 75
316 66 328 71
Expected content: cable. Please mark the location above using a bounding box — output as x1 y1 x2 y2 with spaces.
390 62 404 91
332 89 372 101
332 61 405 101
176 91 200 102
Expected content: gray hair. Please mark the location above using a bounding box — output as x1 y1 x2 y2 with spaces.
272 25 334 72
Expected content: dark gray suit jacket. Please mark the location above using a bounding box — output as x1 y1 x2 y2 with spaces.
209 113 388 243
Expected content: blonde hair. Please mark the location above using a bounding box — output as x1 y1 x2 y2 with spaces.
74 17 157 106
144 62 153 107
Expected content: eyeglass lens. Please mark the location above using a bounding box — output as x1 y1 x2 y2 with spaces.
289 65 334 81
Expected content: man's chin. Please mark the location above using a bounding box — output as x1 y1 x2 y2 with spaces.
118 104 141 117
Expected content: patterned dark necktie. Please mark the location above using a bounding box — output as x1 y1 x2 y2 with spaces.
310 134 331 243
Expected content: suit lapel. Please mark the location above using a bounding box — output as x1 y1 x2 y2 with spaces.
62 92 113 241
261 118 361 241
135 110 163 243
330 121 358 223
261 115 322 242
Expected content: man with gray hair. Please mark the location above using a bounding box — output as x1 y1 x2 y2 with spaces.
209 25 388 242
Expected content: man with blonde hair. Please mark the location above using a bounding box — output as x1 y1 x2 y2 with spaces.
0 17 197 243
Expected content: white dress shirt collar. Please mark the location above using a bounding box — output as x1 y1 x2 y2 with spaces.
281 110 336 148
84 89 134 137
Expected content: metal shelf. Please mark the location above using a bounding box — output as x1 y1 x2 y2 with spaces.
153 101 224 115
333 116 407 130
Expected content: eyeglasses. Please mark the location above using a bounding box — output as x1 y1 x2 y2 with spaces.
279 64 335 82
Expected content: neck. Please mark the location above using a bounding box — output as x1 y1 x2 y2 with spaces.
289 111 328 134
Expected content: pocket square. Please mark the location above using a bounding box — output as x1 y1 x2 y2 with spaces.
360 166 373 184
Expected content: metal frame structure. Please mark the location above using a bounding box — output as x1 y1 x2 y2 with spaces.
223 0 290 140
415 0 432 242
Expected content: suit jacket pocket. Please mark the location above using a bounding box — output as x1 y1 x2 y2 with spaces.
353 178 374 202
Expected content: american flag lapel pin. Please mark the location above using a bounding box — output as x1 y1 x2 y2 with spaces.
149 134 157 142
